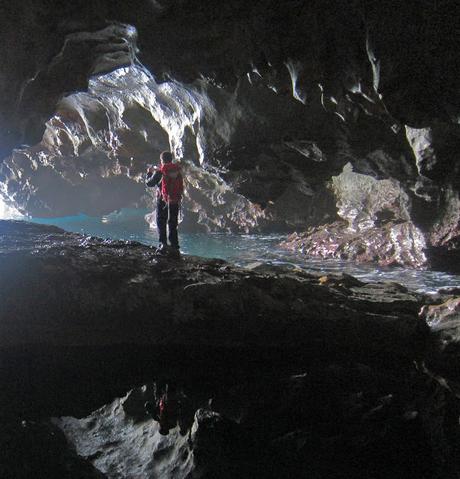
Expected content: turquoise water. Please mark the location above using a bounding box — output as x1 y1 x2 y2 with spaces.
29 209 460 294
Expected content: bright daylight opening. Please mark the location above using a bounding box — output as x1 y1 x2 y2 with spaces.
0 196 22 219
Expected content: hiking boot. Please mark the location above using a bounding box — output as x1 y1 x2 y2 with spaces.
155 243 169 256
169 247 181 259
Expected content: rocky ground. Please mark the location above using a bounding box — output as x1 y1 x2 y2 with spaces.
1 220 460 478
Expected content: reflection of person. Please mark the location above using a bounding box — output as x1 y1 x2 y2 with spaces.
144 382 194 438
146 151 183 254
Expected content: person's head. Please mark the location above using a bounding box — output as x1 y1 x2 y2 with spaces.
160 151 173 164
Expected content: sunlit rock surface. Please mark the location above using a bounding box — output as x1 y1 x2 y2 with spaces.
0 62 425 238
54 387 194 478
281 163 427 267
332 162 412 232
0 65 336 232
282 220 427 268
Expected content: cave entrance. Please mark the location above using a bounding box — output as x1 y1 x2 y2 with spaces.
0 196 22 220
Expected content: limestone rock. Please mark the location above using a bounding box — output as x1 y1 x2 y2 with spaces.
421 296 460 389
281 220 427 268
332 162 411 232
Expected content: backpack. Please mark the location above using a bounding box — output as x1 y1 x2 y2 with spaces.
160 163 183 204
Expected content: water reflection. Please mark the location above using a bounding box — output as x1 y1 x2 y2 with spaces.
28 210 460 294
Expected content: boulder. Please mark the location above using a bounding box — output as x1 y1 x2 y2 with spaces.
282 220 427 268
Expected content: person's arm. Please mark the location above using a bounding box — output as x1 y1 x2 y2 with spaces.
146 169 162 187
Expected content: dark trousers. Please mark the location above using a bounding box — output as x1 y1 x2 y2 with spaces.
157 198 180 248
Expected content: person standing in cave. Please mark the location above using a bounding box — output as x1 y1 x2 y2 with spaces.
146 151 184 256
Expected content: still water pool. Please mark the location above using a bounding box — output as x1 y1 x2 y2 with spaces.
29 209 460 294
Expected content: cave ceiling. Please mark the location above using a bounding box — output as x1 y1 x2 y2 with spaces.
1 0 458 155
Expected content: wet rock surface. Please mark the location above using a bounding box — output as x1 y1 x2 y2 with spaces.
281 162 428 268
0 220 427 354
421 296 460 392
282 220 427 268
1 220 460 478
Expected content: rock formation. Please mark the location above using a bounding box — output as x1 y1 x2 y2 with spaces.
0 4 459 475
0 1 458 267
1 220 460 478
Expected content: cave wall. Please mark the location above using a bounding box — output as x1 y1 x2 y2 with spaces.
0 0 459 261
